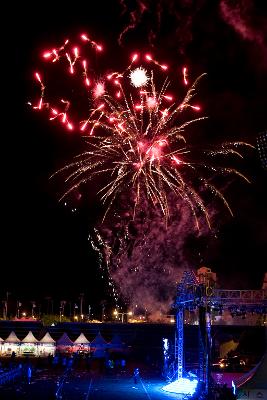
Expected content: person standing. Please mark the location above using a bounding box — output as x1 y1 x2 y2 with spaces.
27 366 32 384
133 367 140 384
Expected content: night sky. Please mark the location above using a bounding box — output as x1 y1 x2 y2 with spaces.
2 0 267 312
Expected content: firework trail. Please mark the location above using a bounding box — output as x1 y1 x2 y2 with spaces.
30 33 253 229
30 33 254 315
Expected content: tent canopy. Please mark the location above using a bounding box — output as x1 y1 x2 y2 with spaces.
22 331 38 343
74 333 90 344
39 332 55 343
57 332 73 346
90 332 107 347
5 331 20 343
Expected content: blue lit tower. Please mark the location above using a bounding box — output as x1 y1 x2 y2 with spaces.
175 270 199 380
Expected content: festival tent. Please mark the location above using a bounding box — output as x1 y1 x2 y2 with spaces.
236 328 267 400
90 332 108 358
39 332 56 356
56 333 73 353
73 333 90 353
2 331 21 355
21 331 39 356
108 334 125 353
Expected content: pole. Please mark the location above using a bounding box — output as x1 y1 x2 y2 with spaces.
80 293 84 317
6 292 9 320
177 307 184 380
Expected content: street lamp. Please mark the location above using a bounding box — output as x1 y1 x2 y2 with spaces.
113 310 133 323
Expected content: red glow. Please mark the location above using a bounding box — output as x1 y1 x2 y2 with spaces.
163 95 173 101
160 109 169 118
158 139 167 147
96 44 103 51
161 64 168 70
67 122 73 130
146 97 157 109
73 47 79 58
191 105 201 111
183 67 188 85
145 54 152 61
172 155 181 165
43 52 52 59
81 34 89 41
118 122 125 131
35 72 41 82
85 77 90 86
132 53 138 62
80 120 88 131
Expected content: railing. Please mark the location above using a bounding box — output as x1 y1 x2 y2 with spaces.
214 289 267 305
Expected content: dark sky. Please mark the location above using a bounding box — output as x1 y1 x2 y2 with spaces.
2 0 267 311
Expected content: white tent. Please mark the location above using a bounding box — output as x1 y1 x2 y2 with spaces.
0 337 4 356
5 331 20 343
73 333 90 352
39 332 56 356
2 331 21 355
39 332 55 344
21 331 39 356
22 331 38 343
74 333 90 344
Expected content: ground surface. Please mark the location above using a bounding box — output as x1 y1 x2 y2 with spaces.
0 368 185 400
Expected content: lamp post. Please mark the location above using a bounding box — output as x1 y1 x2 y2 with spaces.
113 310 133 323
79 293 84 318
60 301 66 322
17 301 22 319
31 301 36 318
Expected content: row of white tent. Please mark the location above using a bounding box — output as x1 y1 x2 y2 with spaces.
0 331 124 357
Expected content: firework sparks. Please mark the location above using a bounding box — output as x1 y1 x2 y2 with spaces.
30 34 254 229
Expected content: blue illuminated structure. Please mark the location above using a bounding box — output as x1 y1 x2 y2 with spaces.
162 377 198 395
162 269 267 397
161 270 212 397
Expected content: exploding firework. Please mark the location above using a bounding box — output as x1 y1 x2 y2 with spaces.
30 33 253 230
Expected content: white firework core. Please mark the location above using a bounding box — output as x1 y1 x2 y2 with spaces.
93 82 105 98
129 67 148 87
